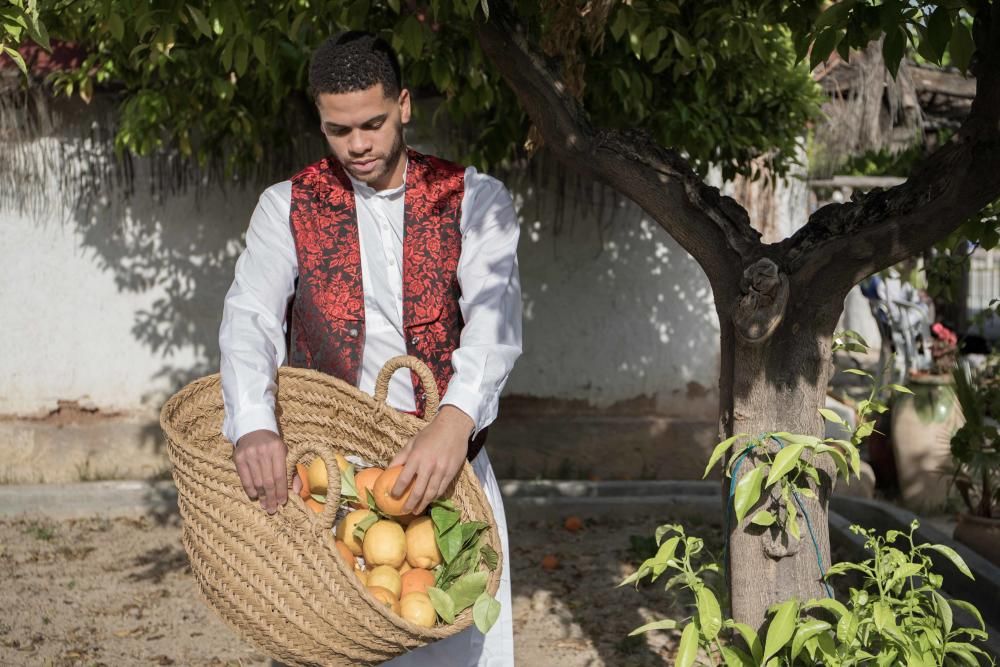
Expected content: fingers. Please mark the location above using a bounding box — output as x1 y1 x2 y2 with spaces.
259 455 278 514
247 456 266 506
235 455 258 500
402 460 433 515
271 448 289 507
292 474 303 495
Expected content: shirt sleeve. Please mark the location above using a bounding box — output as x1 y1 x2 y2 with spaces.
440 168 523 437
219 181 297 445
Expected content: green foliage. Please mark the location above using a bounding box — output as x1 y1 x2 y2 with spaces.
783 1 983 79
949 362 1000 518
1 0 49 75
18 0 827 181
624 520 992 666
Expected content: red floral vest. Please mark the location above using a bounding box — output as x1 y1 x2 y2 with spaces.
287 149 465 420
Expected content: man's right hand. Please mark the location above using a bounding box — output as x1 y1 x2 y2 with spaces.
233 429 289 514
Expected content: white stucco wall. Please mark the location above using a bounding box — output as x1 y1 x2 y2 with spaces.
3 109 820 421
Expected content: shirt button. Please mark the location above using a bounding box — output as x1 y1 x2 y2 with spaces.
388 258 396 266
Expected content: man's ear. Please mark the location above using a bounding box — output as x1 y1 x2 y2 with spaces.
398 88 411 125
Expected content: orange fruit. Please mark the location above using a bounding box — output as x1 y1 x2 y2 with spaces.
334 452 351 474
304 497 325 514
542 554 559 571
405 516 442 569
307 458 329 496
400 592 436 628
564 516 583 532
363 520 407 568
400 568 435 597
335 509 374 556
366 565 402 598
368 586 401 615
335 540 355 565
296 464 312 499
372 466 415 516
398 561 412 575
351 467 384 509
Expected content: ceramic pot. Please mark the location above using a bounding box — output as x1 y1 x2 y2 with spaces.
954 512 1000 567
890 374 965 513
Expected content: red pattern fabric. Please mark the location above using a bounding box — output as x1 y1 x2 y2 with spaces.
287 150 465 419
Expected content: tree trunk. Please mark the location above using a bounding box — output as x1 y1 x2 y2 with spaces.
721 284 844 630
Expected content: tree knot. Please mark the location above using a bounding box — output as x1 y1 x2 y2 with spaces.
732 258 789 345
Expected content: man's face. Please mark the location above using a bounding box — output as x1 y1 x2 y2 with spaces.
316 84 410 189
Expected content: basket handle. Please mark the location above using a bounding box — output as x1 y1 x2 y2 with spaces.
285 440 343 531
373 355 440 422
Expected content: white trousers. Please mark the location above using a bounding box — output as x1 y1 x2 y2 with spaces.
382 447 515 667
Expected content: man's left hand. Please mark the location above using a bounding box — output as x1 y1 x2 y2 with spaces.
387 405 474 515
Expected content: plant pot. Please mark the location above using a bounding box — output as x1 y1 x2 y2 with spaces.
890 373 965 513
954 512 1000 567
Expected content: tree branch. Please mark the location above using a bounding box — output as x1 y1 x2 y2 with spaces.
781 3 1000 294
474 0 762 295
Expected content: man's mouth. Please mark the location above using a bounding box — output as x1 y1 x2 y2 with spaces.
351 158 378 174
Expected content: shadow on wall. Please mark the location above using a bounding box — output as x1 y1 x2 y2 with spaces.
4 95 718 445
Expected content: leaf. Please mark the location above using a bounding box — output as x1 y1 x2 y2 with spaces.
2 46 26 76
720 646 755 667
843 368 873 377
704 433 748 478
883 26 906 78
353 512 378 541
819 408 846 425
786 497 801 541
675 621 698 667
810 28 840 71
480 543 499 571
873 601 895 633
427 586 455 624
791 620 831 660
762 599 798 662
733 466 765 524
933 591 953 635
888 384 914 395
948 599 985 631
815 0 856 30
473 592 500 634
609 9 627 41
836 611 859 645
400 15 424 58
310 493 327 503
437 524 464 565
696 587 722 640
431 505 460 536
750 510 776 527
886 562 923 590
725 620 763 664
926 7 953 63
187 5 212 38
924 544 974 579
950 22 974 73
105 13 124 40
234 39 249 76
628 618 677 636
447 570 488 613
252 36 266 65
805 597 848 619
766 443 805 487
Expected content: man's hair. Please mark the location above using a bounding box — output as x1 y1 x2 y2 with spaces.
308 32 402 100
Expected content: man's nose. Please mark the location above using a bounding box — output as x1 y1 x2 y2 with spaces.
348 131 371 155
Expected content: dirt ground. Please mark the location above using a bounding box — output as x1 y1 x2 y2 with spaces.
0 510 723 666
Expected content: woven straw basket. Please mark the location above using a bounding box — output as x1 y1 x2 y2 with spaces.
160 355 503 666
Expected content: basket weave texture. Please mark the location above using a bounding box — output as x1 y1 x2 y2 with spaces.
160 355 503 666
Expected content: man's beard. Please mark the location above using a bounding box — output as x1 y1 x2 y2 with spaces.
346 127 406 187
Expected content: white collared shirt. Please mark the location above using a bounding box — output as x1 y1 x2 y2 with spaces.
219 162 523 445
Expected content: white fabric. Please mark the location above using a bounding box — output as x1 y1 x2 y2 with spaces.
381 447 514 667
219 160 523 444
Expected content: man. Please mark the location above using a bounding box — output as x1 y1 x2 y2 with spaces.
219 32 521 666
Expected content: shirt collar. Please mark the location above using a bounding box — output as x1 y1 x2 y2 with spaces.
346 156 408 200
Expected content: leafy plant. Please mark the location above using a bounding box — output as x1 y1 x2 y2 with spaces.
949 363 1000 518
623 520 992 666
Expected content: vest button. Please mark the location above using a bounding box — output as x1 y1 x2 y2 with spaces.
410 336 420 345
349 328 359 337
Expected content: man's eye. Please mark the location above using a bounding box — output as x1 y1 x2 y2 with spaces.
365 123 383 130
